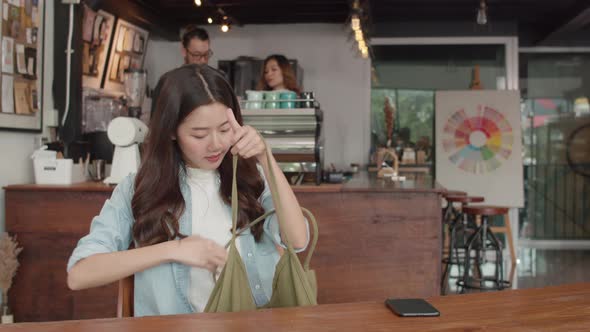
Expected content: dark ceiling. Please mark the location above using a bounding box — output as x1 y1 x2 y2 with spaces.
108 0 590 45
138 0 351 25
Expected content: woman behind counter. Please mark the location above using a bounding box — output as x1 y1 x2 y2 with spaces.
257 54 301 94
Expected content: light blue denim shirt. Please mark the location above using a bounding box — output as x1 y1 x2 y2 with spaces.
67 168 309 317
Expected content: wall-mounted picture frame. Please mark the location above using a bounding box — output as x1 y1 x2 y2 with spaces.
103 19 149 93
81 4 115 90
0 0 44 132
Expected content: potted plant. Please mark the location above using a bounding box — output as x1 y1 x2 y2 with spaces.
376 96 399 178
0 232 22 324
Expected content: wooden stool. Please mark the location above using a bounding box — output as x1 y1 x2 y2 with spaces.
444 195 484 222
464 205 516 267
440 190 466 220
443 195 484 245
446 195 483 203
442 195 483 230
458 205 511 292
440 191 467 250
440 195 484 295
443 190 467 197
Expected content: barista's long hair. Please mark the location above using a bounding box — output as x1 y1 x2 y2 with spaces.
132 64 265 247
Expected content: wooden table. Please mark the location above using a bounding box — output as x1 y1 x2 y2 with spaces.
2 283 589 331
4 172 443 322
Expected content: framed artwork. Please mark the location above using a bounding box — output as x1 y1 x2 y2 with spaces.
81 4 114 89
435 90 524 207
0 0 44 132
103 19 148 93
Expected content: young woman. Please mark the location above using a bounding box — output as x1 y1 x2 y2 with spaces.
256 54 301 94
67 64 309 316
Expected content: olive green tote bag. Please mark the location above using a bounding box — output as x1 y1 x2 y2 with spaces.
204 149 318 312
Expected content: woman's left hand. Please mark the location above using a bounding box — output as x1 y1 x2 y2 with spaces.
226 108 267 161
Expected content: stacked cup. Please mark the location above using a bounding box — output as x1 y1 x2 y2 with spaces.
279 91 297 109
245 90 263 109
263 91 280 109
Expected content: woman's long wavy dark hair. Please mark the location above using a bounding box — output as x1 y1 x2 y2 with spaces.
257 54 301 94
132 64 265 247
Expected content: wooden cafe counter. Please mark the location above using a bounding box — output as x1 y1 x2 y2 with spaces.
4 172 443 322
2 283 589 331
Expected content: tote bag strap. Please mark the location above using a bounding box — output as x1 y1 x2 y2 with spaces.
232 207 318 271
229 147 318 271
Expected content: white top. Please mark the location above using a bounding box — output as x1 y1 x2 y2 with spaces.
186 166 240 312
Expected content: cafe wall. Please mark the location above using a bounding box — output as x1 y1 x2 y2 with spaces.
0 133 36 232
0 1 55 233
144 23 372 169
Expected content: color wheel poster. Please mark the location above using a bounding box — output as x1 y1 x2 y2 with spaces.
435 90 523 207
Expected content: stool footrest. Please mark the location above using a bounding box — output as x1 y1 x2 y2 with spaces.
457 277 511 291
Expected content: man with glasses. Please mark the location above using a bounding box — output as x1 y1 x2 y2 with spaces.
181 25 213 65
150 25 212 117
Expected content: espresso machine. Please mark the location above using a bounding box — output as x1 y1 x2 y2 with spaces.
241 106 324 185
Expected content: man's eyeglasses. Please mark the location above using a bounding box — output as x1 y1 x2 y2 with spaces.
185 48 213 60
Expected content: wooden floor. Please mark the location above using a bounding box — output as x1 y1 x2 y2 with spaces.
517 249 590 289
444 248 590 294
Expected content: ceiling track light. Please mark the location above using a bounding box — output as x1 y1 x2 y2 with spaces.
354 30 363 41
349 0 370 60
194 0 202 7
351 15 360 31
476 0 488 25
220 14 230 32
358 40 366 50
213 7 239 33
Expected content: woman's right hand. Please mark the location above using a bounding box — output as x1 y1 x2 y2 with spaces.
68 235 228 291
171 235 228 272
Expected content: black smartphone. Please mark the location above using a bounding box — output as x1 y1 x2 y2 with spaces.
385 298 440 317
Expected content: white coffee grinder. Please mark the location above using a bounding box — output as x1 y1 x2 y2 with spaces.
104 69 148 184
103 117 148 184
